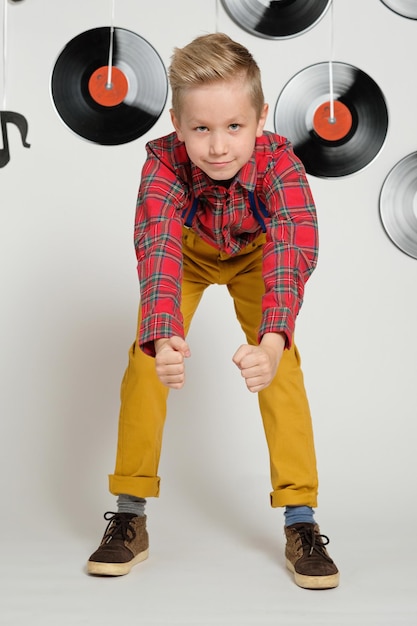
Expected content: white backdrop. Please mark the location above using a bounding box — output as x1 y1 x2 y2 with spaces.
1 1 417 624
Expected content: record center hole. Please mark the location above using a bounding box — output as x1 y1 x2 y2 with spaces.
88 66 128 107
313 100 352 141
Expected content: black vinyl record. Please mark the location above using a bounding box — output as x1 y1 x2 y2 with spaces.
274 62 388 178
221 0 331 39
380 0 417 19
50 27 168 145
379 153 417 259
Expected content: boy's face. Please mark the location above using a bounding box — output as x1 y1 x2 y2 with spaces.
170 77 268 181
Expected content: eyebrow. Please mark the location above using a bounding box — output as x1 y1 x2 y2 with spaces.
186 114 248 126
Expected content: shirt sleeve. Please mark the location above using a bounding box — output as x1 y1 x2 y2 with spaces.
134 144 186 356
259 140 319 347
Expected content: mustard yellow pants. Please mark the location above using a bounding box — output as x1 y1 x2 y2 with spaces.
109 227 318 508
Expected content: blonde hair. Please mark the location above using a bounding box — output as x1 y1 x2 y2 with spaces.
169 33 265 118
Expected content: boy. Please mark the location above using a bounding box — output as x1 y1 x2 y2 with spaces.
87 33 339 590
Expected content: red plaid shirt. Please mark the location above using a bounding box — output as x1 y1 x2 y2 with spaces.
134 131 318 356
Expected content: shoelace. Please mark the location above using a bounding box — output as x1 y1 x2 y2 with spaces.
296 525 333 561
102 511 136 544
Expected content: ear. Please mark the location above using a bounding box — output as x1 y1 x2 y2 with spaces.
170 109 184 142
256 103 269 137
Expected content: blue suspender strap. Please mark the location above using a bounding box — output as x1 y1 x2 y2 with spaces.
248 190 268 233
183 192 268 231
182 196 199 228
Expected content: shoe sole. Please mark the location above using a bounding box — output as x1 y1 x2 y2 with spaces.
286 559 340 590
87 548 149 576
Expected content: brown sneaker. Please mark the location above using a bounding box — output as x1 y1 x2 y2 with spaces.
284 523 339 589
87 512 149 576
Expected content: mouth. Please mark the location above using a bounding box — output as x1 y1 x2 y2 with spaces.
208 160 232 167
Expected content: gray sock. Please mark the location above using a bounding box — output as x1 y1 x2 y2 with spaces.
284 505 315 527
117 494 146 517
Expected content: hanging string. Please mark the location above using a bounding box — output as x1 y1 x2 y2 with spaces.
106 0 116 89
215 0 220 33
328 0 335 122
2 0 8 109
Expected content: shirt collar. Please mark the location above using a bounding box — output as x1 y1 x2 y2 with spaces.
190 151 258 197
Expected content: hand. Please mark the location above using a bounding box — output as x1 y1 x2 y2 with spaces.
232 333 285 393
154 336 191 389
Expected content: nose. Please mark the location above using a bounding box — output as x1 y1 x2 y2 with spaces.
209 131 228 156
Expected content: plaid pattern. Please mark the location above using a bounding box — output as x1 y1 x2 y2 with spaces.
134 131 318 355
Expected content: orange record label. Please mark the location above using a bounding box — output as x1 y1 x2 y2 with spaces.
88 66 128 107
313 100 352 141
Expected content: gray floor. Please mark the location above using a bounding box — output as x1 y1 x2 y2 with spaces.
3 491 416 626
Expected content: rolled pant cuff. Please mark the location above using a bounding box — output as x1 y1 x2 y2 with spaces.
270 489 318 508
109 474 161 498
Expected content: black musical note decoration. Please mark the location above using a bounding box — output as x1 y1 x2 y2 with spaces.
1 0 30 166
0 110 30 168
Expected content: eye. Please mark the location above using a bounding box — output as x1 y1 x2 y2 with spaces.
195 126 208 132
229 123 240 131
